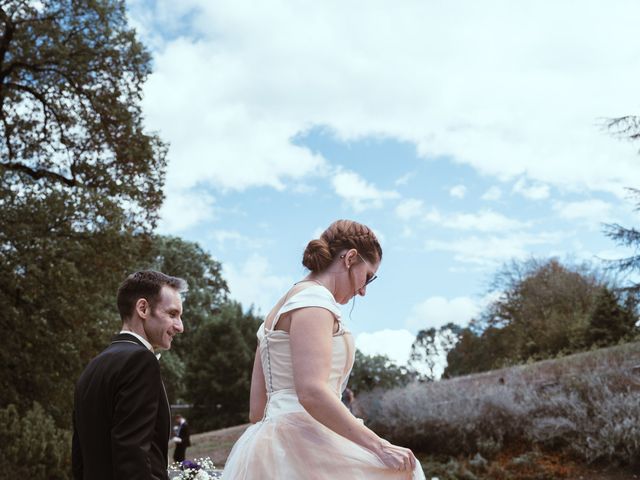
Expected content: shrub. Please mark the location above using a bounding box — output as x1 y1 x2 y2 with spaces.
0 402 71 479
359 342 640 466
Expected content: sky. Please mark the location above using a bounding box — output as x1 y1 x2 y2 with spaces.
126 0 640 371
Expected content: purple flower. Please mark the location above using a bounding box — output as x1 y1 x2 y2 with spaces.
181 460 201 471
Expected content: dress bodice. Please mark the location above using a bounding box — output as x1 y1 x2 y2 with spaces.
257 285 355 397
224 285 427 479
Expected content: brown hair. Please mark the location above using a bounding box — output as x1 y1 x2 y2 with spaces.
116 270 188 321
302 219 382 273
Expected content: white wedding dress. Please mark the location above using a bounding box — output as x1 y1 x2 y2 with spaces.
222 285 426 480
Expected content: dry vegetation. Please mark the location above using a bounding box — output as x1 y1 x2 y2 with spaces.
358 342 640 477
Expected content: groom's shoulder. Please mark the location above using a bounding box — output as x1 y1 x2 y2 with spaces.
88 335 155 368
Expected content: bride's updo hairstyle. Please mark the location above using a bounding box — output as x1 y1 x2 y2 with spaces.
302 219 382 273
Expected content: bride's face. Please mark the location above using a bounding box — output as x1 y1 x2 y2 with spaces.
334 251 380 304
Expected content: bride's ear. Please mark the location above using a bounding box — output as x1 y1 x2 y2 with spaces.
345 248 358 268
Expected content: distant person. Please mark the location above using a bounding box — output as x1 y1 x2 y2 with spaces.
172 414 191 463
341 387 355 413
222 220 425 479
72 271 187 480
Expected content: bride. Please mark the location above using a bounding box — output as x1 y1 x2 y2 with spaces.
222 219 426 479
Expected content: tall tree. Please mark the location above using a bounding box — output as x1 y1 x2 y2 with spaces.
443 258 639 377
604 188 640 293
147 235 229 403
604 116 640 291
184 301 262 432
0 0 166 429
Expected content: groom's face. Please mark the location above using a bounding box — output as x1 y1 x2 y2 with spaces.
144 285 184 351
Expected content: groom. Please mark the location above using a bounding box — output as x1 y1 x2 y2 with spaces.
72 271 187 480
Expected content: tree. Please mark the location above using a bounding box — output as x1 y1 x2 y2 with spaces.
0 0 165 221
586 288 637 347
0 0 166 429
604 187 640 293
409 323 462 380
184 301 262 432
603 116 640 292
443 258 639 377
147 235 229 403
486 258 604 359
349 350 416 394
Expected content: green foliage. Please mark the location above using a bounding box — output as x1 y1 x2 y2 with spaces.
604 185 640 293
586 288 637 347
149 235 229 352
0 402 71 480
0 0 165 429
443 259 639 377
184 301 262 431
146 235 229 404
0 0 166 219
349 349 417 394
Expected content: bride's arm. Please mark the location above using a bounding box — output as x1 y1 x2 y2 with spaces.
290 307 416 472
249 347 267 423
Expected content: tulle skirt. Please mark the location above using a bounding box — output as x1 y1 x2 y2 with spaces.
221 390 426 480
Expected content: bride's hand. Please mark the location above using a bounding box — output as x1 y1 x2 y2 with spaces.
374 439 416 472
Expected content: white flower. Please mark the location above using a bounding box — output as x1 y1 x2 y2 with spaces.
195 471 211 480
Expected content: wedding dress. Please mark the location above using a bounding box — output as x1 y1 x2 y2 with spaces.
222 285 426 479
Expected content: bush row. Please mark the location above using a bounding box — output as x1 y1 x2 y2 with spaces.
359 342 640 466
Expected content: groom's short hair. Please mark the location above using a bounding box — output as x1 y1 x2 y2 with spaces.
117 270 187 321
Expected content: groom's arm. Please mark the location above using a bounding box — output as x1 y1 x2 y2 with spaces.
71 411 83 480
111 349 162 480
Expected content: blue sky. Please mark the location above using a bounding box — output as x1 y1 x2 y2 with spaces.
127 0 640 367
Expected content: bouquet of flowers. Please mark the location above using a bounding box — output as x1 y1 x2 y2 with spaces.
168 457 220 480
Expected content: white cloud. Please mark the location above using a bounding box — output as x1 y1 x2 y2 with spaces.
449 184 467 199
446 210 527 232
405 296 480 330
210 230 265 251
331 169 400 212
129 0 640 210
223 253 293 314
157 189 216 233
423 208 527 232
140 37 329 193
395 172 415 186
482 186 502 201
355 329 416 366
395 198 424 220
553 199 614 227
513 178 551 200
426 231 564 266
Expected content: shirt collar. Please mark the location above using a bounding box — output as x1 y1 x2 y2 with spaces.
119 330 161 360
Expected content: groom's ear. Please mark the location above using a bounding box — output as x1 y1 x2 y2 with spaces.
135 298 150 319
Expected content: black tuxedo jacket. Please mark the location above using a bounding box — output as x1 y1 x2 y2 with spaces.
177 422 191 447
72 333 171 480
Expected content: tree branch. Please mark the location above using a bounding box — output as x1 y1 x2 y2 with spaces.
0 8 16 88
4 81 69 144
0 161 77 187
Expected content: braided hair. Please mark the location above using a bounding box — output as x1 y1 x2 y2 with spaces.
302 220 382 273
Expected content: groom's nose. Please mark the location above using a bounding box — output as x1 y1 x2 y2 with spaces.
174 317 184 334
